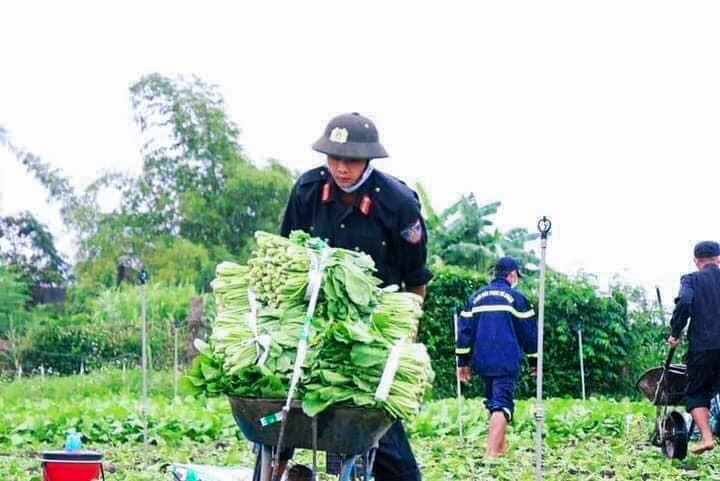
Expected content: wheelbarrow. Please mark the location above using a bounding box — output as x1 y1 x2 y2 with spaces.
636 347 691 459
637 345 720 460
228 397 393 481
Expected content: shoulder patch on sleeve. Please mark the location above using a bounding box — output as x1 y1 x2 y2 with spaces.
400 219 423 244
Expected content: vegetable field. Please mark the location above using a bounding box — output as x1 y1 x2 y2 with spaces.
4 370 720 480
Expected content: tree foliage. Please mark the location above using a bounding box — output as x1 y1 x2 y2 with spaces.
0 213 68 286
0 266 30 333
417 183 539 274
6 74 294 290
125 74 294 258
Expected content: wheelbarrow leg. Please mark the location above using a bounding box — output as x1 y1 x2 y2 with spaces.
312 416 318 481
253 447 261 481
260 445 273 481
339 455 359 481
363 450 374 481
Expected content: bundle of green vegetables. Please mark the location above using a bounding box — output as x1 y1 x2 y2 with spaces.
371 290 424 343
244 231 382 319
185 230 434 421
302 316 434 420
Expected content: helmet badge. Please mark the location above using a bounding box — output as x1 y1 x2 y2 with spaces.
329 127 349 144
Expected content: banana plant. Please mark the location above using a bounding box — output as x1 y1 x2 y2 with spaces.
416 183 539 274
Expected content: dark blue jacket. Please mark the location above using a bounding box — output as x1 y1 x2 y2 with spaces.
456 278 538 376
670 264 720 351
280 166 432 288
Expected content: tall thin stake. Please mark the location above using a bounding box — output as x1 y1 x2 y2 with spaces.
577 324 586 401
174 325 179 400
453 309 463 440
535 216 552 481
139 270 149 469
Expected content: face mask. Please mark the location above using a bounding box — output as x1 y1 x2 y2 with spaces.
337 163 375 193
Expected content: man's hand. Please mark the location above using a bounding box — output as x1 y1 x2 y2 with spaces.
457 366 471 384
528 355 538 377
668 336 680 348
407 285 426 300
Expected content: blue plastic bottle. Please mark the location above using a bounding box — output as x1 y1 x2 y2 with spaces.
64 432 82 451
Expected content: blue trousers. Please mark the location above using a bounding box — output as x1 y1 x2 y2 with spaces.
481 375 516 422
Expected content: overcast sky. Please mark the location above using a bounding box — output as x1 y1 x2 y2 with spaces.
1 1 719 305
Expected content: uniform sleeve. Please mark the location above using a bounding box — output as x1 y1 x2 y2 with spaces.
456 299 476 367
280 182 303 237
670 275 694 339
512 293 538 355
394 201 433 288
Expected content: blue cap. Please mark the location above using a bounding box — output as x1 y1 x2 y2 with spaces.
694 241 720 259
495 256 523 278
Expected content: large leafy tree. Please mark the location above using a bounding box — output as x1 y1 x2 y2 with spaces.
127 74 293 257
0 213 68 286
6 75 294 289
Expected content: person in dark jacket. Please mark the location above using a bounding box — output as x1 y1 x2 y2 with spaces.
668 240 720 454
279 112 432 481
456 256 537 457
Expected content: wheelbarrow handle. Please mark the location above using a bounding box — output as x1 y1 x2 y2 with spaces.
652 346 678 405
664 347 676 370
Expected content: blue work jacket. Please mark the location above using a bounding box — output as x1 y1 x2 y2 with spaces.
456 278 538 376
670 264 720 352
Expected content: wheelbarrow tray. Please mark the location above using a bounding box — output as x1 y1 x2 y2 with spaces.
228 397 393 455
636 364 688 405
637 362 720 405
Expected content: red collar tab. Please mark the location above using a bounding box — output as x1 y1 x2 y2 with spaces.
359 194 373 216
321 182 331 203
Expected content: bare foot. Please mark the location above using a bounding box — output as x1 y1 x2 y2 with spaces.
691 440 715 455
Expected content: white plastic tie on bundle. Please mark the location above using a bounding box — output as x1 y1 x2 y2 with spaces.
304 245 330 302
283 243 330 414
375 342 404 402
254 334 272 366
246 289 264 359
247 289 259 337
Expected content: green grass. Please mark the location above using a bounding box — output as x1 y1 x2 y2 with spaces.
0 366 177 402
3 370 720 480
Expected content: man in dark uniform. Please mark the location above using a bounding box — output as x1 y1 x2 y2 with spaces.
668 240 720 454
456 256 537 457
280 112 432 480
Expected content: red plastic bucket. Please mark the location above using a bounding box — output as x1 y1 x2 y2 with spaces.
40 450 104 481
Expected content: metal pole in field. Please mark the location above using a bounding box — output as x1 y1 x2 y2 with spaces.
576 322 586 401
452 309 464 441
535 216 552 481
139 269 149 468
174 323 179 400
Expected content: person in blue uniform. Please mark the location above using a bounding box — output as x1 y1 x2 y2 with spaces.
280 112 432 481
668 240 720 455
456 256 537 457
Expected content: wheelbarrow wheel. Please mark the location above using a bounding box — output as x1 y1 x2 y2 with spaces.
661 411 688 460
